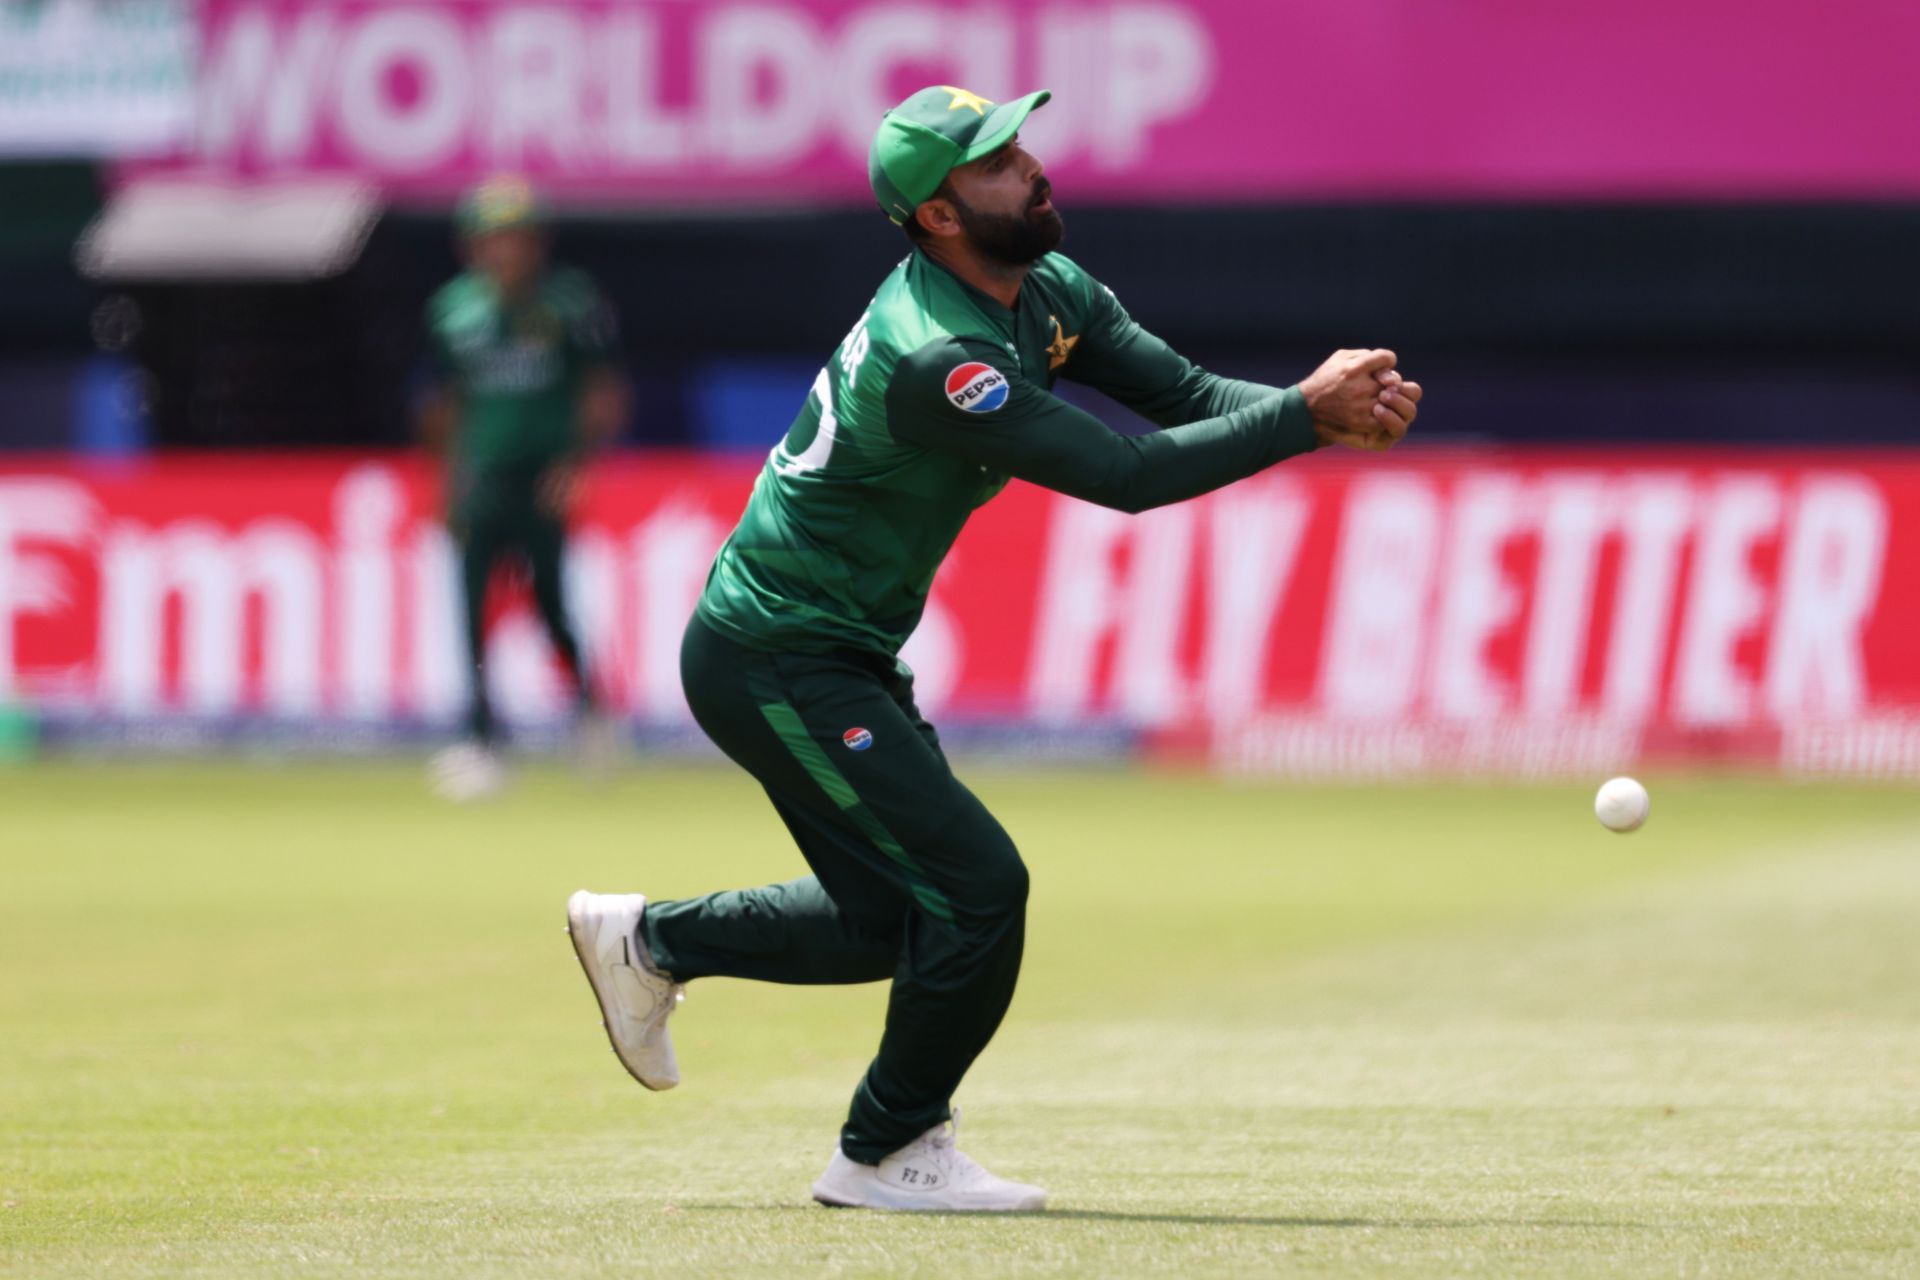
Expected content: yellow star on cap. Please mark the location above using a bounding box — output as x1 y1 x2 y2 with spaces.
939 86 993 116
1047 315 1079 370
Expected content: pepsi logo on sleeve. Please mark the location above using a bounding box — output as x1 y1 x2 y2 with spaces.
945 362 1010 413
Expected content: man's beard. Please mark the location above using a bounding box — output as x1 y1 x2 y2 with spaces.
953 179 1065 266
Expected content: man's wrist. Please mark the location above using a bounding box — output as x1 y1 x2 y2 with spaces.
1273 385 1320 457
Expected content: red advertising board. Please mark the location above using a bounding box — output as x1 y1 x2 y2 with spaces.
2 450 1917 776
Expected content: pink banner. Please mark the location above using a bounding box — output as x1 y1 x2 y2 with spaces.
3 449 1920 777
162 0 1920 203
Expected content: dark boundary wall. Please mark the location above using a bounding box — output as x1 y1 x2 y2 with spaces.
0 163 101 352
3 190 1916 447
527 202 1920 358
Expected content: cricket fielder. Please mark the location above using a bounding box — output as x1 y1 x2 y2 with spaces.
567 88 1420 1210
420 178 627 801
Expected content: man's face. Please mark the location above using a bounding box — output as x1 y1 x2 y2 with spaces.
466 227 547 297
941 137 1064 266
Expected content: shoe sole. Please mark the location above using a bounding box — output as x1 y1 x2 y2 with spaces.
565 891 675 1092
810 1182 1045 1212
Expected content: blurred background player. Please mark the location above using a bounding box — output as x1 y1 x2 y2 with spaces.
418 177 628 801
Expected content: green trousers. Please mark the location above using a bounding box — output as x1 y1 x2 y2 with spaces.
453 479 589 743
646 617 1029 1163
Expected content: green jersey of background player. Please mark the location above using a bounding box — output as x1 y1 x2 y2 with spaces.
565 86 1422 1211
419 177 628 801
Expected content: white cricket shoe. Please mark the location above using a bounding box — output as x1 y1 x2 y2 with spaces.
429 741 506 803
565 891 685 1090
811 1113 1047 1212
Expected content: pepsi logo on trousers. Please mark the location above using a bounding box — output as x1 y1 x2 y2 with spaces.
945 362 1009 413
843 727 874 751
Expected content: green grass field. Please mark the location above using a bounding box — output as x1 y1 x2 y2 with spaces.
3 761 1917 1278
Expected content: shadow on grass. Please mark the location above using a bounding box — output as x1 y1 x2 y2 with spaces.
1035 1211 1644 1229
677 1205 1642 1230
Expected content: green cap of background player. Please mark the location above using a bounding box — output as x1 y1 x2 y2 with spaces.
456 176 545 237
868 86 1052 226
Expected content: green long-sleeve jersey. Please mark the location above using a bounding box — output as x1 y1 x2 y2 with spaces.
696 249 1318 656
425 266 616 477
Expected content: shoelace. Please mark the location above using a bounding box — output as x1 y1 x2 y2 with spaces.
921 1107 959 1150
618 922 685 1027
917 1109 989 1182
647 983 685 1031
620 942 685 1032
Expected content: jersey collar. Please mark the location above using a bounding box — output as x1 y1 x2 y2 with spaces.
911 248 1023 327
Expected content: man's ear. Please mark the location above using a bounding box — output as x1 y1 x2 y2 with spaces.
915 197 962 240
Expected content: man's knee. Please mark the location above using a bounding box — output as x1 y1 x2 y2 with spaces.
947 830 1029 933
982 849 1030 914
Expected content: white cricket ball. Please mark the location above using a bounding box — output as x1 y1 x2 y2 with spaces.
1594 776 1650 833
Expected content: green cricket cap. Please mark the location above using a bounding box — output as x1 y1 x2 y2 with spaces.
868 86 1052 225
456 176 545 236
